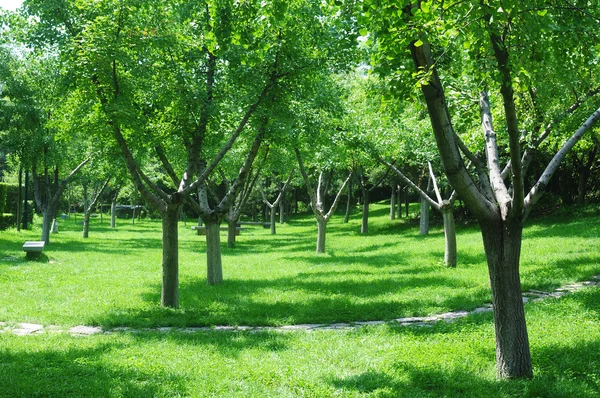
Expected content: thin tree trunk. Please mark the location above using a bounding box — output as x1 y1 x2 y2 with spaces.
344 179 352 223
419 197 430 235
111 198 117 228
316 218 327 253
397 185 402 219
390 184 396 220
22 170 29 230
270 206 276 234
161 205 179 308
481 219 532 379
17 166 22 232
442 207 457 267
405 189 409 218
279 200 285 224
361 188 369 234
205 219 223 285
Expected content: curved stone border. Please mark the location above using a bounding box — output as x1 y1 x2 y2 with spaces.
2 276 598 337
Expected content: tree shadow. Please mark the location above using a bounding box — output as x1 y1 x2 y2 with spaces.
95 270 489 328
127 329 292 358
0 342 188 397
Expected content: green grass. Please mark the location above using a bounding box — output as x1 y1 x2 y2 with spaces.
0 288 598 397
0 203 599 396
0 203 599 328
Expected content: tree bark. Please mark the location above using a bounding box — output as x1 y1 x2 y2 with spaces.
390 184 396 220
227 218 238 248
205 218 223 285
397 185 402 219
17 166 22 232
279 200 285 224
442 206 457 267
344 178 352 223
419 197 430 235
161 205 179 308
361 187 369 234
480 218 532 379
270 206 277 234
82 212 91 238
111 198 117 228
316 218 326 253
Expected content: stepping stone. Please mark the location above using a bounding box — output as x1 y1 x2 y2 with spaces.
439 311 470 322
280 324 322 331
69 326 102 335
354 321 386 326
13 323 44 336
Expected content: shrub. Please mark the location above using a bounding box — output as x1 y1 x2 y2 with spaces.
0 213 15 230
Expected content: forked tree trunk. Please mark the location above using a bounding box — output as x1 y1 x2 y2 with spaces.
205 219 223 285
270 206 276 234
361 188 369 234
161 205 179 308
390 185 396 220
316 218 327 253
480 218 532 379
441 207 457 267
419 198 430 235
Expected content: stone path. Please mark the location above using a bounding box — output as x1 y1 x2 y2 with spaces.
2 276 599 337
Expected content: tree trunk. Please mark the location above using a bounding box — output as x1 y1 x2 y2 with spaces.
419 197 430 235
161 205 179 308
111 198 117 228
41 206 55 244
405 189 409 218
441 207 457 267
344 179 352 223
270 206 276 234
17 166 22 232
316 218 327 253
205 218 223 285
279 200 285 224
361 188 369 234
480 218 532 379
82 211 91 238
22 170 29 230
390 184 396 220
397 185 402 219
227 218 238 248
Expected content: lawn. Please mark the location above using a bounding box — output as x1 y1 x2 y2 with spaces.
0 203 599 396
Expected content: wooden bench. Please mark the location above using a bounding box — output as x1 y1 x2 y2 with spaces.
238 221 271 228
22 241 45 259
191 226 243 236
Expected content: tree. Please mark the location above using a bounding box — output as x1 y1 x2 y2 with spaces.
362 1 600 378
296 148 351 253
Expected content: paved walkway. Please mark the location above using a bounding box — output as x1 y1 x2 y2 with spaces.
2 276 599 337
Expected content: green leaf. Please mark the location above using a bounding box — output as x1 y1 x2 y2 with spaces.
414 39 424 47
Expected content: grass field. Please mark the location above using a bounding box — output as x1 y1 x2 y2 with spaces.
0 203 599 396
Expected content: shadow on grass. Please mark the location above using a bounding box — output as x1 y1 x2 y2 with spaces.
95 270 489 328
330 336 600 397
0 342 187 397
128 329 292 358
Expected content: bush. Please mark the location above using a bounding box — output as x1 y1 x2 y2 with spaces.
0 213 15 230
